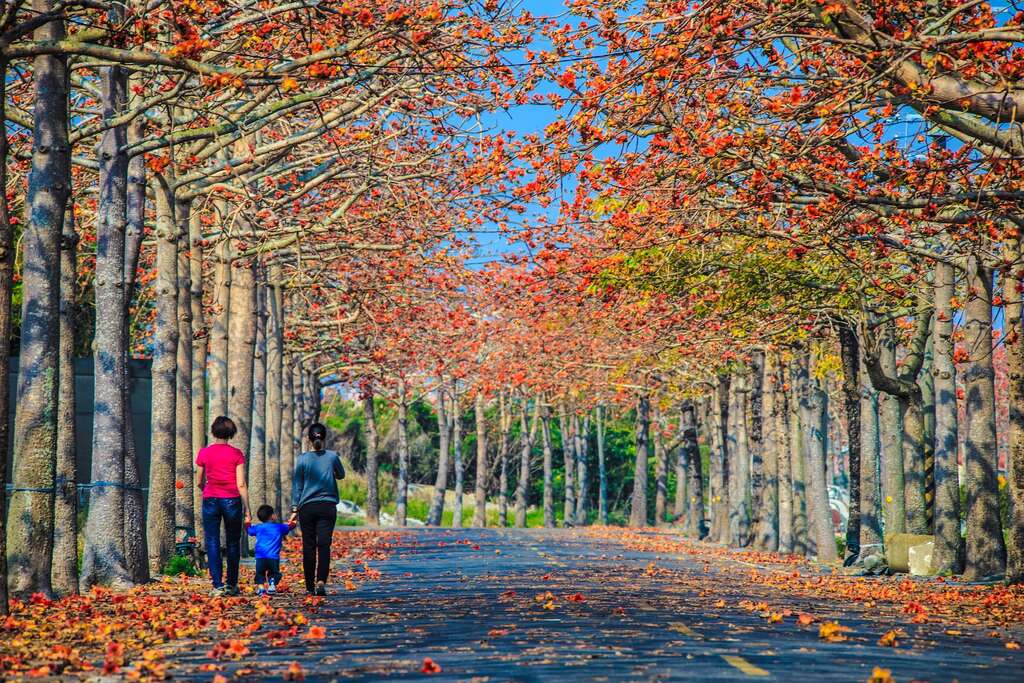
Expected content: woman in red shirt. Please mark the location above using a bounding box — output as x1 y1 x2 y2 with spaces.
195 416 251 596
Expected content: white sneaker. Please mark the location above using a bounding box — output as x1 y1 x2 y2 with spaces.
267 579 276 595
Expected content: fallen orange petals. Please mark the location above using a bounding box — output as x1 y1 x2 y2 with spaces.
304 626 327 640
867 666 895 683
421 657 442 674
877 629 903 647
818 621 851 642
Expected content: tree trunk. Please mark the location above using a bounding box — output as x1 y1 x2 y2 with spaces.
789 361 809 556
452 383 464 528
7 3 69 595
748 350 766 541
541 401 555 528
920 332 936 532
122 103 148 585
52 197 77 596
575 413 590 525
877 323 906 535
597 404 608 525
559 402 575 525
629 393 651 527
837 322 862 561
727 373 751 546
227 254 256 457
514 395 532 527
857 354 883 562
189 210 207 533
280 361 295 511
249 279 268 512
208 232 232 419
674 408 688 524
80 52 129 589
265 267 284 512
427 384 449 526
798 349 838 562
473 390 487 527
147 175 178 576
498 390 510 527
752 353 779 551
1005 238 1024 583
363 389 380 526
707 390 727 543
932 259 964 574
962 254 1007 579
681 401 705 538
653 404 668 526
777 365 794 554
396 379 410 527
174 200 194 533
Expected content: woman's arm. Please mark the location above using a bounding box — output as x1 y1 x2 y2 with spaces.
195 465 205 492
290 457 304 520
333 453 345 480
235 463 251 521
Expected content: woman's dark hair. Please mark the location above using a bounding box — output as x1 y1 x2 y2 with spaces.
211 415 237 440
308 422 327 451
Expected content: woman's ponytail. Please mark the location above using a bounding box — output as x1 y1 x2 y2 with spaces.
308 422 328 452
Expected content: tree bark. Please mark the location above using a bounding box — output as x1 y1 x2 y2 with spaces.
798 349 838 562
681 401 705 538
227 254 256 458
933 259 964 575
857 352 883 562
597 404 608 525
629 393 651 527
452 382 464 528
396 379 410 527
52 196 77 596
265 267 284 512
727 373 751 546
789 361 809 555
473 390 487 527
146 174 178 576
0 56 14 613
513 395 532 527
558 401 575 525
7 1 69 595
249 278 268 512
362 388 380 525
189 210 206 529
653 403 668 526
876 322 906 535
427 383 449 526
748 350 766 541
575 413 589 525
280 360 295 511
837 322 862 561
778 364 794 554
498 390 510 527
752 353 779 551
208 231 232 419
174 200 194 533
541 401 555 528
706 389 728 543
962 254 1007 579
1005 238 1024 584
920 332 936 532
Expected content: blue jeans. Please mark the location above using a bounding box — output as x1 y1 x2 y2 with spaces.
202 497 243 588
255 558 281 585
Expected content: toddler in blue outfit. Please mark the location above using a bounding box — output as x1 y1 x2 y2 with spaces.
245 504 295 596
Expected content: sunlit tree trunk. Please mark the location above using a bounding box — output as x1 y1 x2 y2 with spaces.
752 353 779 551
857 354 883 562
498 390 510 527
52 197 77 596
396 378 410 527
208 229 231 419
473 390 487 527
707 389 728 543
427 383 449 526
575 413 589 525
452 382 464 528
798 349 837 562
596 404 608 525
653 403 668 526
920 332 936 532
629 393 651 527
727 373 751 546
147 174 178 576
280 361 295 511
777 365 794 554
558 401 575 525
362 387 380 525
514 395 532 527
7 2 69 595
174 200 194 533
674 407 688 524
789 361 808 556
877 322 905 535
933 260 963 574
189 210 206 529
1005 237 1024 584
227 252 256 457
249 279 268 511
748 351 766 542
541 399 555 528
963 255 1007 579
265 267 284 512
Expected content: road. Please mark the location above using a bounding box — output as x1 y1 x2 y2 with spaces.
173 527 1024 681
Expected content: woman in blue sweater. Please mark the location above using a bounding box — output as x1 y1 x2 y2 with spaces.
288 423 345 595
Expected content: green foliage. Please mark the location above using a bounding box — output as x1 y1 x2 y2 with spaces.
163 554 200 577
337 514 365 527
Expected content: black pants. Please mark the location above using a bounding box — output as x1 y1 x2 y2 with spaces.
298 501 336 592
254 558 281 585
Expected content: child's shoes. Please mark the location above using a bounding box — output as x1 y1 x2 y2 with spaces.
268 580 277 595
256 585 266 597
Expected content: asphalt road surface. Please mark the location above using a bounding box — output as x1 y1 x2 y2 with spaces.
174 527 1024 681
